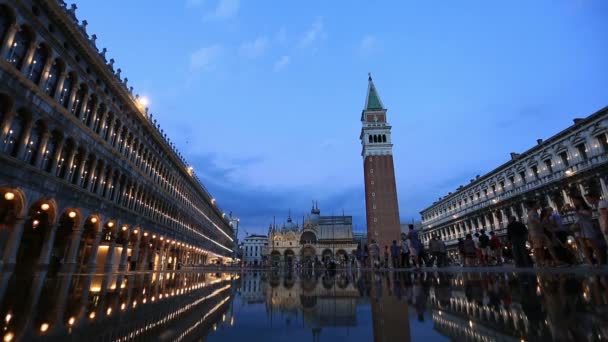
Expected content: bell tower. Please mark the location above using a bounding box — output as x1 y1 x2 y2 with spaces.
360 74 401 251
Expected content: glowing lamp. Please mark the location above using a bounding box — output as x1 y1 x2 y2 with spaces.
4 192 15 201
68 211 76 218
122 226 127 231
41 203 50 211
40 323 49 333
90 217 98 223
68 317 75 326
107 222 114 228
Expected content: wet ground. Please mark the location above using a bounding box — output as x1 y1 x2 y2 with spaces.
0 269 606 341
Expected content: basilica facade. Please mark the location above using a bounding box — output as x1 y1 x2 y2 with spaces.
265 204 357 267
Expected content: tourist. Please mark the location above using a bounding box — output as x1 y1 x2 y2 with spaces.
506 216 529 267
463 234 477 266
400 233 411 268
489 231 502 265
572 195 605 266
363 244 369 268
383 245 390 268
473 233 481 266
437 236 446 267
407 224 423 268
527 200 562 267
478 230 490 266
390 240 401 269
457 238 465 266
369 240 380 268
548 206 569 245
429 235 441 267
585 192 608 246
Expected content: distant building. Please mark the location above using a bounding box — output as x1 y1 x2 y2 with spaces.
419 106 608 261
266 203 357 267
242 234 267 266
360 74 401 252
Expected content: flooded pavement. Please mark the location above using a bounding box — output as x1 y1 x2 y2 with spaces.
0 270 606 341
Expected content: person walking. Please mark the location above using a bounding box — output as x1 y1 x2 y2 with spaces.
400 233 411 268
506 216 529 267
390 240 401 269
363 244 369 268
437 237 447 267
429 235 441 267
489 231 502 265
383 245 390 269
463 234 477 267
369 240 380 269
407 224 423 268
572 195 605 266
355 243 363 270
457 238 466 266
527 200 562 267
478 230 490 266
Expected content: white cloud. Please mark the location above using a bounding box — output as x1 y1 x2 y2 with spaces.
239 36 269 58
273 55 290 72
298 17 326 49
359 34 378 56
204 0 239 20
190 45 223 71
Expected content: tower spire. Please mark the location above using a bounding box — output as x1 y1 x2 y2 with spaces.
364 73 385 111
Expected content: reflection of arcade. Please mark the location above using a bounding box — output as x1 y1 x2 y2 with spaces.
0 271 235 341
427 273 608 341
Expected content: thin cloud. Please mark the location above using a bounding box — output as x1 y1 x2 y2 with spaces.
298 17 326 49
239 36 269 58
358 34 378 57
190 45 223 71
204 0 239 20
273 55 290 72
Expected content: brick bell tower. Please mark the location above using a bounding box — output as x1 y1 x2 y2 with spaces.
360 74 401 251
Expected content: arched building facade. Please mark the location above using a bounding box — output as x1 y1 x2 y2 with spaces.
0 0 234 273
265 205 358 267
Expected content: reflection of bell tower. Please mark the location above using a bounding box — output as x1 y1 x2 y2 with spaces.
360 74 401 249
371 273 411 342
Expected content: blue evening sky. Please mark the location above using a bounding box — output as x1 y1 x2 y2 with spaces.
76 0 608 238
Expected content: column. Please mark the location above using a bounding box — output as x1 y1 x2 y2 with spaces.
520 202 528 222
86 230 103 273
137 236 150 271
33 132 51 169
118 231 131 272
95 169 107 196
103 236 118 273
73 151 88 185
62 147 77 181
19 39 37 74
84 157 97 189
37 53 54 88
500 209 507 227
1 217 27 267
66 82 79 114
77 93 90 120
53 72 67 102
48 139 65 176
61 223 85 273
562 190 573 206
0 24 18 58
14 119 34 160
579 183 592 206
491 211 499 231
546 194 556 211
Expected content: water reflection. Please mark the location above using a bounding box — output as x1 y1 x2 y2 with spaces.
0 270 607 341
0 270 236 341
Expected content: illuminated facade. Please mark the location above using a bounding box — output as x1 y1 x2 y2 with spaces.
266 204 357 266
420 106 608 258
0 0 234 273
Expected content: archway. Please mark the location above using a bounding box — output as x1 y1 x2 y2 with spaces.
300 246 316 269
270 251 281 267
13 199 56 271
322 249 333 264
336 249 347 266
284 249 295 268
76 215 101 272
48 209 81 273
0 188 25 263
299 231 317 245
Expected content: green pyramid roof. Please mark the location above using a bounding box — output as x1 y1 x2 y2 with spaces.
364 74 385 111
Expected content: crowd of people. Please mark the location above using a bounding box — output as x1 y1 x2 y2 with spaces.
353 191 608 269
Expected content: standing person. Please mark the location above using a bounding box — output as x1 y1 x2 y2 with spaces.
548 207 569 245
457 238 466 266
369 240 380 269
407 224 423 268
473 233 481 266
489 232 502 265
363 244 369 268
478 230 490 266
383 245 390 269
429 235 441 267
400 233 411 268
507 216 529 267
584 192 608 246
437 237 447 267
390 240 401 269
355 243 363 270
572 195 605 266
527 200 562 267
463 234 477 267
